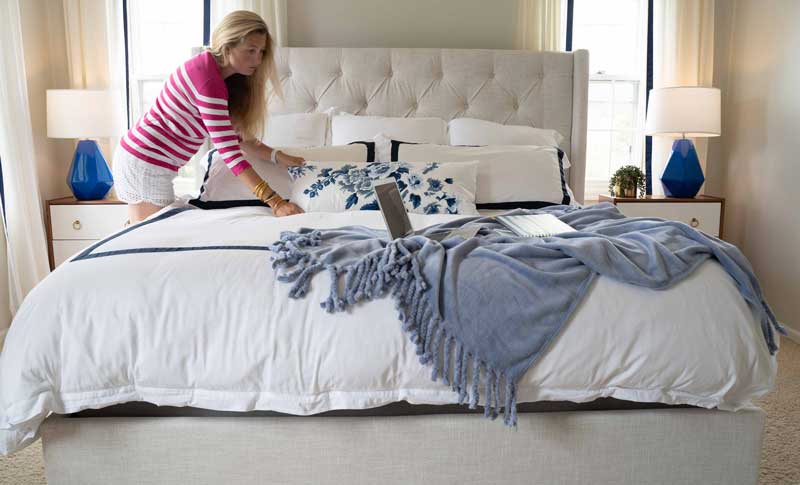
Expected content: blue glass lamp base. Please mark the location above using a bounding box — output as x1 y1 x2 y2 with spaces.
67 140 114 200
660 139 705 198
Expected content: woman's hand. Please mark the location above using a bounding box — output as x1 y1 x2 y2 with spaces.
273 201 304 217
277 152 305 168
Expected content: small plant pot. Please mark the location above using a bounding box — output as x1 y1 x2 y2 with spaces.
614 184 637 198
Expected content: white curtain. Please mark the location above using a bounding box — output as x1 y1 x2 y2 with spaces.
0 0 52 320
210 0 288 46
62 0 128 157
515 0 563 51
651 0 715 195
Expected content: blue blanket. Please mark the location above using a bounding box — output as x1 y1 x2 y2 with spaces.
269 203 784 426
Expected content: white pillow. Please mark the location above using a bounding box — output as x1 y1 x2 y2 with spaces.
392 142 570 208
448 118 564 148
331 114 448 146
191 144 371 209
263 112 329 148
288 161 478 215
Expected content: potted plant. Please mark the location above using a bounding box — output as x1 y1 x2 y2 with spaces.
609 165 646 198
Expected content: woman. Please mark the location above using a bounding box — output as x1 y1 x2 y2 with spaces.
113 10 303 223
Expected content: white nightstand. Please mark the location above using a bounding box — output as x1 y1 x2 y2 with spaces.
598 194 725 239
45 197 129 270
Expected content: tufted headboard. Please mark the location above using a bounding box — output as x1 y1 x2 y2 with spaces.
269 48 589 203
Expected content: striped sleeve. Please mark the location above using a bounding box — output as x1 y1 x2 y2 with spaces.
176 62 251 176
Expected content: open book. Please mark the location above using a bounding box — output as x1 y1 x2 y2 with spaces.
496 214 576 237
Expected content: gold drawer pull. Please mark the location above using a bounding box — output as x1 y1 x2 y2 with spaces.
690 217 700 228
72 220 82 231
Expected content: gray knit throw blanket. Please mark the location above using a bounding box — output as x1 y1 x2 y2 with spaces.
269 203 784 426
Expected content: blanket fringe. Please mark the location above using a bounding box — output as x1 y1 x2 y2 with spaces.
271 236 519 426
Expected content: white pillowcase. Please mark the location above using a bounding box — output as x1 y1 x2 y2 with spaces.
191 145 371 209
331 114 448 147
392 142 570 208
288 161 478 215
448 118 564 148
263 112 329 148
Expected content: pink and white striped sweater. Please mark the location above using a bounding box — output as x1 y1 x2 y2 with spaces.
121 51 251 176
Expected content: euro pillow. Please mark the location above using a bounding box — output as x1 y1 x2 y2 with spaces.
392 141 570 209
331 114 448 147
263 112 329 148
288 161 478 215
190 144 373 209
448 118 564 149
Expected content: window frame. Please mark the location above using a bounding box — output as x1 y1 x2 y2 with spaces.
569 0 649 201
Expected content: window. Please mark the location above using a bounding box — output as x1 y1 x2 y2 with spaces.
571 0 648 200
126 0 206 197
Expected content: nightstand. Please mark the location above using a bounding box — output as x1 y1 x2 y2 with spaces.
598 194 725 238
45 197 129 270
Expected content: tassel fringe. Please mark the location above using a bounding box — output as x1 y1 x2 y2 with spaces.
271 235 519 426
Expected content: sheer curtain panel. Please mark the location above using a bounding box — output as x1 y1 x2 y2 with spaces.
0 0 51 320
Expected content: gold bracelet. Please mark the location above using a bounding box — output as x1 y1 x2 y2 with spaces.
261 190 276 203
266 193 284 207
253 181 274 202
269 197 288 210
252 181 268 200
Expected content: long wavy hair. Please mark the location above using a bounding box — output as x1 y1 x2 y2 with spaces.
207 10 282 141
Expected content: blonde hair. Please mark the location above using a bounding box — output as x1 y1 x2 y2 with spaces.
207 10 282 142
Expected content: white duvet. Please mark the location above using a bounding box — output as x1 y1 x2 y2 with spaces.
0 204 777 454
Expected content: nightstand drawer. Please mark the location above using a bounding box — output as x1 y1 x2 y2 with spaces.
616 202 722 236
50 205 128 240
52 240 97 267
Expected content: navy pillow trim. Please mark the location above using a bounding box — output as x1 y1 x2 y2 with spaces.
348 141 375 162
189 199 268 210
190 142 376 210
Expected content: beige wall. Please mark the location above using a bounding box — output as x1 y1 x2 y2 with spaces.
717 0 800 332
20 0 74 203
288 0 518 49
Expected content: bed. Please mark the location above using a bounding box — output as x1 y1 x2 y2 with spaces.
0 48 777 485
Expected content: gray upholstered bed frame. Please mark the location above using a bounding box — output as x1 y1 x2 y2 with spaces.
40 48 764 484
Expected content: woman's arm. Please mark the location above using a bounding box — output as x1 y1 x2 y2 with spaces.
240 139 305 168
237 166 303 216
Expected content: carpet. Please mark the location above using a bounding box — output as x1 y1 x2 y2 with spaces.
1 339 798 484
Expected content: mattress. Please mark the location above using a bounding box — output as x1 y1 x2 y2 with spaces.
0 203 777 454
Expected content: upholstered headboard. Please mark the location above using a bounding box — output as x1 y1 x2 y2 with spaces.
270 48 589 203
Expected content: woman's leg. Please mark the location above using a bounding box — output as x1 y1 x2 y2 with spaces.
127 202 162 224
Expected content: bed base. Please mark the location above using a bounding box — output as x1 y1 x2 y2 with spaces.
41 407 764 485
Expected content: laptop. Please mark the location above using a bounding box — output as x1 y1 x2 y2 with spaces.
373 179 479 241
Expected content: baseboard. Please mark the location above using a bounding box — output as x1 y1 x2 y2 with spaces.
782 323 800 345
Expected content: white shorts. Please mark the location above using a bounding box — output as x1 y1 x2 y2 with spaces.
112 148 177 207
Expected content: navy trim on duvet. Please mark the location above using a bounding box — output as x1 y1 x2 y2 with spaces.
390 140 571 209
70 207 270 262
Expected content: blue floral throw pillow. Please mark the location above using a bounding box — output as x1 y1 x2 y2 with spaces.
288 161 478 215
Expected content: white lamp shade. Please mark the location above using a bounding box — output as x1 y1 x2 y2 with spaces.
47 89 125 139
644 87 721 137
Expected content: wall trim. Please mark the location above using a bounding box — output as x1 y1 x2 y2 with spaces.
782 323 800 345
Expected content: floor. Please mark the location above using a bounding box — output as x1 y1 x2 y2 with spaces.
1 339 798 484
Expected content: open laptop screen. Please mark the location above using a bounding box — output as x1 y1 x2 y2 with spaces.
373 179 413 239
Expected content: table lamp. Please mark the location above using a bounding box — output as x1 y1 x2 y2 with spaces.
47 89 125 200
644 87 721 198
